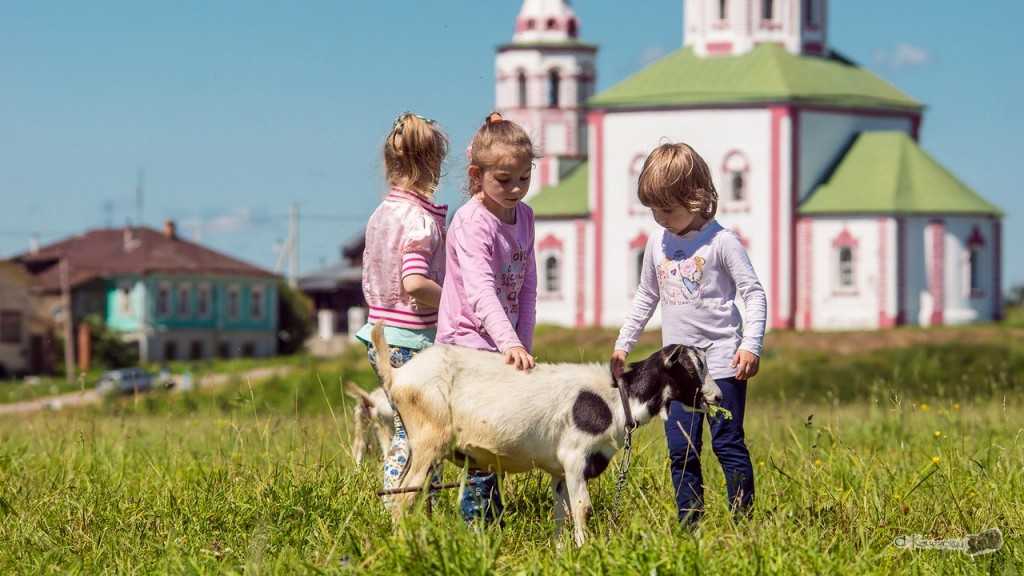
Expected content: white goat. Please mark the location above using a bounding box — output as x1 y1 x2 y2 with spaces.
344 381 395 465
370 323 721 545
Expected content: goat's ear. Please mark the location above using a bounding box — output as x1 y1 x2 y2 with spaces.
661 346 685 368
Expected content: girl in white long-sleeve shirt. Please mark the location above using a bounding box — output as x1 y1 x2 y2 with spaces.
610 142 766 526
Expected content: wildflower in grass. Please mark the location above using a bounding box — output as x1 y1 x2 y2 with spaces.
953 403 961 412
920 403 930 412
932 456 941 465
814 459 823 467
933 431 942 439
758 460 765 468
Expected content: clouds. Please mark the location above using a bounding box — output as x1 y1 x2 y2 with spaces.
181 208 253 240
874 43 931 70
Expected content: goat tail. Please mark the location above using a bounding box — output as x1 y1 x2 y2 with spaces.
369 322 394 392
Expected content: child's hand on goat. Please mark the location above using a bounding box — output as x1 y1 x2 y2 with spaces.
505 346 535 371
730 349 760 380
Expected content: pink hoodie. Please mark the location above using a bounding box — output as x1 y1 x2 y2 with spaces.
436 197 536 353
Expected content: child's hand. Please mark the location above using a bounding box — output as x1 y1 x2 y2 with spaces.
505 346 535 371
731 350 760 381
610 349 628 379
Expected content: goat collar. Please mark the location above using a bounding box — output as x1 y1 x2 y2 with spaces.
616 378 637 431
610 368 634 432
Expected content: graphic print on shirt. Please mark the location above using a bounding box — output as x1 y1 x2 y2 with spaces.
657 254 706 305
495 241 528 325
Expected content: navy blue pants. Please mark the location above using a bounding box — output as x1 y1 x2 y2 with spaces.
664 377 754 525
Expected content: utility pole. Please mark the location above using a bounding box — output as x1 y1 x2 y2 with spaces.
135 169 145 228
288 202 300 287
60 259 76 384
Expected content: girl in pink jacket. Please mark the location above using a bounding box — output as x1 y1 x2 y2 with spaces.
436 113 538 523
355 112 448 497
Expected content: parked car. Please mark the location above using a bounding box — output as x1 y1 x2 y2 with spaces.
95 368 155 395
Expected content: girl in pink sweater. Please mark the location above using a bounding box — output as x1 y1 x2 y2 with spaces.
436 112 538 523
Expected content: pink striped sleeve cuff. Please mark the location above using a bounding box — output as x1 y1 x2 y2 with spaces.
401 252 430 278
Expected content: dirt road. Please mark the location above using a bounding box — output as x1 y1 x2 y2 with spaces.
0 365 298 417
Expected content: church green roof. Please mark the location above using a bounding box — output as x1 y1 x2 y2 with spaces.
528 161 589 218
800 132 1002 216
589 44 922 111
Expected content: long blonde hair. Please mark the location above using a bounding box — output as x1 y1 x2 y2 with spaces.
384 113 448 196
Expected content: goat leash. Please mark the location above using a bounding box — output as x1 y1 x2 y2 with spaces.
610 381 638 526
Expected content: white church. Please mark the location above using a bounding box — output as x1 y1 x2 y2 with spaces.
497 0 1004 331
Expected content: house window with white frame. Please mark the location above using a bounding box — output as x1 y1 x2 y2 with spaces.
157 283 172 317
227 285 241 321
718 0 728 20
118 281 134 316
0 311 21 344
762 0 775 21
177 283 191 317
196 283 211 318
250 285 264 320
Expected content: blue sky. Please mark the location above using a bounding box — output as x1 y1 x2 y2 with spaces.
1 1 1020 289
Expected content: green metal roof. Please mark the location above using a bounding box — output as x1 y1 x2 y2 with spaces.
800 132 1002 216
528 161 589 218
589 44 922 111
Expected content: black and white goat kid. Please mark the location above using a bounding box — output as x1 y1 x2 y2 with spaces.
369 323 722 545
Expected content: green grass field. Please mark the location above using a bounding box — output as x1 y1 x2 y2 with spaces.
0 325 1021 574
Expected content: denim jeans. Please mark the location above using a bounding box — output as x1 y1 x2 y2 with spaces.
664 377 755 525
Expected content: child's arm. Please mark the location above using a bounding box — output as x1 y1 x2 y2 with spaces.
452 219 525 355
401 215 443 309
720 232 766 377
402 275 441 308
612 237 661 360
516 224 538 354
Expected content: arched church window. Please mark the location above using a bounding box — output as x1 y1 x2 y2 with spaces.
731 171 745 202
838 247 854 289
832 228 858 292
544 254 561 294
546 18 558 30
525 19 536 30
721 150 750 212
517 70 528 108
567 18 578 38
967 226 985 297
548 69 561 108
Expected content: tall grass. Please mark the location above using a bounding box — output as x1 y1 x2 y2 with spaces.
0 327 1021 573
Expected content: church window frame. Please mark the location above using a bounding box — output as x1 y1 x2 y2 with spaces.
516 70 528 108
547 69 561 109
537 234 565 300
627 153 649 215
831 228 859 295
966 226 986 299
720 150 751 213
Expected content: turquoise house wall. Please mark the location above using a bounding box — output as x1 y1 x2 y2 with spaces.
104 275 278 334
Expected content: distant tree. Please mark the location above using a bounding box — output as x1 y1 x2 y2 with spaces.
276 281 314 355
83 314 139 368
1007 284 1024 308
